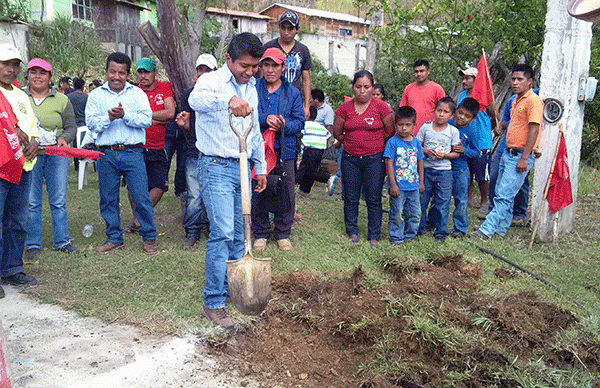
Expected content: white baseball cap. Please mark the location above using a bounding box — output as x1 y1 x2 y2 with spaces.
0 43 23 62
195 53 217 70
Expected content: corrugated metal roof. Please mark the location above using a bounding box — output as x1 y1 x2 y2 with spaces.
207 7 273 20
259 3 370 25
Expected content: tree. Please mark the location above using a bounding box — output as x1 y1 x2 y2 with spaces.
311 55 352 109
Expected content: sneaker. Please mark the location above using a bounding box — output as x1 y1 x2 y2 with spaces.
94 242 124 253
0 285 4 298
469 230 490 240
511 217 529 227
182 236 198 249
391 241 404 247
450 230 465 238
56 243 80 254
1 272 38 286
327 175 338 196
297 189 311 199
124 221 140 234
143 240 158 254
434 235 446 243
277 238 292 251
202 306 234 330
25 248 41 259
253 238 267 252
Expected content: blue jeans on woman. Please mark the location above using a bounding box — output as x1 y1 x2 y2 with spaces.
388 189 421 243
341 151 385 241
0 172 32 277
451 167 470 234
419 168 452 237
198 155 251 309
25 154 72 250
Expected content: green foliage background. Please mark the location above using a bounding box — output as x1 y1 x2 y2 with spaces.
311 55 352 109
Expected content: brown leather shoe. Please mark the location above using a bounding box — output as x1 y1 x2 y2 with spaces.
94 242 124 253
202 306 234 330
143 240 158 254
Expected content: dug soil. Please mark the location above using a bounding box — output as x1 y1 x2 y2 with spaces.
211 254 600 387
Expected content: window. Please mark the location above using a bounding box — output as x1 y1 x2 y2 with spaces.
232 19 239 29
340 28 352 36
72 0 92 21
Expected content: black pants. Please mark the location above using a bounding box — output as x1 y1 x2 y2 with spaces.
297 147 329 193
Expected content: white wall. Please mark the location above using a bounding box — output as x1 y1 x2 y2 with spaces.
0 22 29 62
296 33 366 79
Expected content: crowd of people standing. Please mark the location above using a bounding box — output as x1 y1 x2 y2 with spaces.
0 11 544 329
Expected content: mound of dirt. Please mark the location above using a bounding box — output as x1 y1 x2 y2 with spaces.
211 255 597 387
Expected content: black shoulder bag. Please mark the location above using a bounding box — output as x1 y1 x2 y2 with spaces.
258 119 291 214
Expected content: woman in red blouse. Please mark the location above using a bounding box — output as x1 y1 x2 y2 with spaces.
333 71 394 246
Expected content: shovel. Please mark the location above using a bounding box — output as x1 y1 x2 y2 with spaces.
226 110 272 316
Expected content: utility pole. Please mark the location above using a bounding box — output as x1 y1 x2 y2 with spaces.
532 0 592 241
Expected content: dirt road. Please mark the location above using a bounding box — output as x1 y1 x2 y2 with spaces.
0 286 259 388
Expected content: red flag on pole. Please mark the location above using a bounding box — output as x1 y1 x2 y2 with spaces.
0 90 25 185
472 51 494 111
546 131 573 213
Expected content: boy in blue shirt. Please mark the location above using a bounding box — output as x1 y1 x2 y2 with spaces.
384 106 424 246
448 98 480 237
416 97 461 242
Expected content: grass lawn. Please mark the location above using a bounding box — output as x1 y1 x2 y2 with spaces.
26 161 600 339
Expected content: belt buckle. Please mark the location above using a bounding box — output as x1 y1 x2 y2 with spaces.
115 144 125 151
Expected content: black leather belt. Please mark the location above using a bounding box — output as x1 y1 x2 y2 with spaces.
506 148 534 156
99 144 143 151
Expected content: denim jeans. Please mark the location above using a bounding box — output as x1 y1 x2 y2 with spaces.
164 121 187 196
0 171 32 277
25 154 72 250
388 189 421 243
341 151 385 240
451 167 470 234
479 151 535 237
183 156 206 239
252 155 296 240
199 155 251 309
489 148 529 219
419 168 452 237
97 148 156 243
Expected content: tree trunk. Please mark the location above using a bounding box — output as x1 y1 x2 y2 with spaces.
364 7 383 74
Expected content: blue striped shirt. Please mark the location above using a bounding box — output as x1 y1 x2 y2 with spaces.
189 64 266 175
85 82 152 146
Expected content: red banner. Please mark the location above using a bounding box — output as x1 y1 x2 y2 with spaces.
472 52 494 111
547 131 573 213
0 90 24 185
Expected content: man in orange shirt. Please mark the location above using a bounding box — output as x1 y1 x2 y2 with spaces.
470 64 543 239
399 59 446 135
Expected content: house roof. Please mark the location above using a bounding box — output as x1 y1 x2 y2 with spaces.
259 3 369 25
207 7 272 20
115 0 151 11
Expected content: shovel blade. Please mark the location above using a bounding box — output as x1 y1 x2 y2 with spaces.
226 254 272 315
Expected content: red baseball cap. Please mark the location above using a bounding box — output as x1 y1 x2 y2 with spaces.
261 48 285 65
27 58 52 72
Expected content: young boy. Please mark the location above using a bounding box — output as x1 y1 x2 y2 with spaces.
416 96 461 242
448 98 480 237
297 106 333 196
384 106 425 246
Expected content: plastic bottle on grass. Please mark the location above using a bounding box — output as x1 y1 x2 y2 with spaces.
82 224 94 238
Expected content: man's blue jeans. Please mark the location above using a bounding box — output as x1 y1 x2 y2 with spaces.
183 156 206 239
25 154 72 250
0 171 32 277
479 151 535 237
451 167 470 234
164 121 187 196
419 168 452 237
199 155 250 309
489 147 529 219
341 151 385 241
388 189 421 243
97 148 156 243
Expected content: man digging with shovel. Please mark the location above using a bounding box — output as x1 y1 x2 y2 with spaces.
189 33 267 329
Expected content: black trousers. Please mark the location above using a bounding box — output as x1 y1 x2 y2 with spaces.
297 147 329 193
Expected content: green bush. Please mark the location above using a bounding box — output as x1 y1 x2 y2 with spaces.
311 55 352 109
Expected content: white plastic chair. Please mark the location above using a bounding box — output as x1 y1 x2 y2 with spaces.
76 126 96 190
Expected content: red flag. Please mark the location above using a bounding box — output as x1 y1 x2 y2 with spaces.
44 146 104 160
472 52 494 111
0 90 25 184
251 129 277 179
546 131 573 213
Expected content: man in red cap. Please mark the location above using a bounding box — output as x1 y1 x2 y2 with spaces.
252 47 304 252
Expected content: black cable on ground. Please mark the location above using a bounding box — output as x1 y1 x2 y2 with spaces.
468 241 594 320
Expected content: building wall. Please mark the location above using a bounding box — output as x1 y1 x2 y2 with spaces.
207 13 268 36
0 22 29 61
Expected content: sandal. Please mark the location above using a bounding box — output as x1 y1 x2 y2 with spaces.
349 235 359 243
124 221 140 234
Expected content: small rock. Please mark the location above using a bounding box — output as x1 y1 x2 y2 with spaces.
240 381 249 387
298 373 308 380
